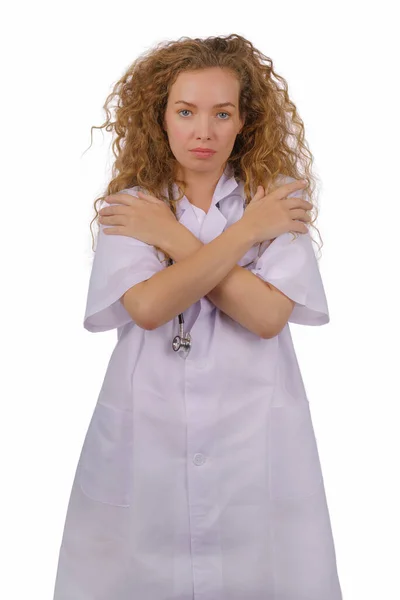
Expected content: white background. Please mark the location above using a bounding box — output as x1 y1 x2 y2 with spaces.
1 1 399 598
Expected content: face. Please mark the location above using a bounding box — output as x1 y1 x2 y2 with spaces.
163 67 245 182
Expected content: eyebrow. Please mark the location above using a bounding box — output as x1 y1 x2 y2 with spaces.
174 100 236 109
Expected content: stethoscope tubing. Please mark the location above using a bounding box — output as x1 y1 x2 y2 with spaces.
167 258 192 355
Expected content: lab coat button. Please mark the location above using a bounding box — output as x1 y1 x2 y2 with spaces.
193 453 206 466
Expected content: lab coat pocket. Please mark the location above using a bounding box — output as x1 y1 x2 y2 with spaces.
268 400 323 502
79 402 132 507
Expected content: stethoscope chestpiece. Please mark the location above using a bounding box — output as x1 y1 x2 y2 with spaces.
172 331 192 357
168 258 192 358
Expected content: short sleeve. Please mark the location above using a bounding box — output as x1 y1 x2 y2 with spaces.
249 177 329 326
83 189 165 333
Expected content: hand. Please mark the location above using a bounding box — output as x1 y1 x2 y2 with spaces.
98 190 179 247
242 179 313 244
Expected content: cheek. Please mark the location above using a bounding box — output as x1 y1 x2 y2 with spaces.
222 126 240 144
167 123 188 145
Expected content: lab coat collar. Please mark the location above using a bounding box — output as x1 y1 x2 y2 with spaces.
172 162 239 218
169 162 240 244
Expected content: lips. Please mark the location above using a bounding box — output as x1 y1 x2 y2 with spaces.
190 149 216 154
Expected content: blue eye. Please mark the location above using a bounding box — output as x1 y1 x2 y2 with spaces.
178 110 230 119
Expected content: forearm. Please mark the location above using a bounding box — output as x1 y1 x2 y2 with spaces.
160 223 272 338
142 220 256 330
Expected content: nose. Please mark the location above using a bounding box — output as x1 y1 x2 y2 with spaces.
195 115 212 140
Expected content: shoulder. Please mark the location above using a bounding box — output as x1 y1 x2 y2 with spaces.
118 186 141 196
101 186 141 209
267 174 297 190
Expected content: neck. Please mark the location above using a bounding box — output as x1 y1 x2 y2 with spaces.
176 164 224 198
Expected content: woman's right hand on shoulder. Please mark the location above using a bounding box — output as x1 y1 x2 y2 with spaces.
241 179 313 244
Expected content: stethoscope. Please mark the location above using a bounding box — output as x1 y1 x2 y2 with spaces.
167 258 192 357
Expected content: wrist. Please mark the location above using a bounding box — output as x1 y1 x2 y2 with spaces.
234 217 258 246
162 222 203 262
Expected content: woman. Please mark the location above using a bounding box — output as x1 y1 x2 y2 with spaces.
53 34 342 600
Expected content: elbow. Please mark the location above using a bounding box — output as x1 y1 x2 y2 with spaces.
142 316 157 331
139 300 159 330
260 326 278 339
260 314 287 339
137 303 161 331
126 306 153 330
260 293 295 338
134 303 157 330
121 285 154 331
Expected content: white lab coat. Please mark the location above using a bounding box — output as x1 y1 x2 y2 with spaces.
53 164 342 599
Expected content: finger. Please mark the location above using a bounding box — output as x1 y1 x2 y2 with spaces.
99 215 127 226
301 199 313 210
102 226 124 235
99 204 130 216
289 221 309 234
285 197 313 210
290 209 312 221
105 193 136 206
253 185 264 198
137 191 161 203
274 179 308 199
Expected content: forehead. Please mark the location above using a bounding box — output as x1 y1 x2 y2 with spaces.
169 68 240 101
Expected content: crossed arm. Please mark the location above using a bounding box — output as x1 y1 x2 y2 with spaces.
161 222 295 339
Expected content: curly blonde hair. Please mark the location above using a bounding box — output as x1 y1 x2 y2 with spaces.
85 33 323 263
